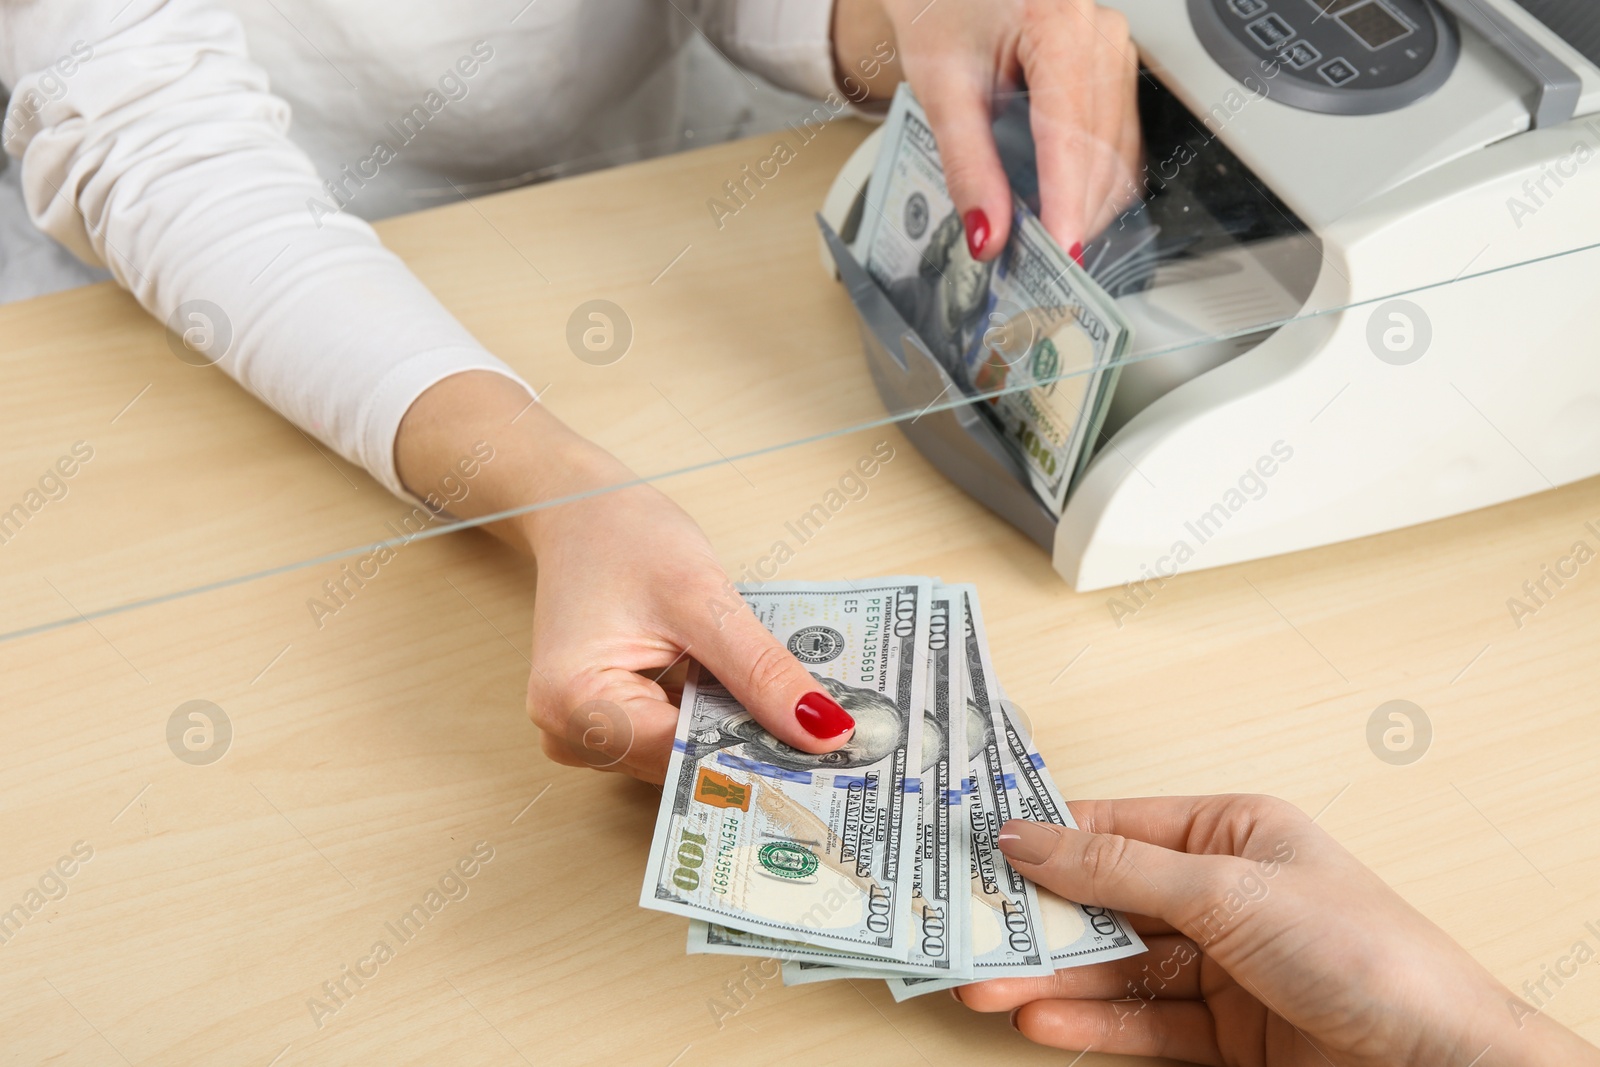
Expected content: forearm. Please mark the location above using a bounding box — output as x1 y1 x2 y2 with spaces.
393 370 629 557
4 1 519 497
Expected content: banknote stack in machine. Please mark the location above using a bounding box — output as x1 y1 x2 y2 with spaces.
640 579 1144 999
851 85 1132 516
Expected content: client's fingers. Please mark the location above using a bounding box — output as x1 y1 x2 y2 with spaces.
1014 998 1223 1066
998 818 1243 933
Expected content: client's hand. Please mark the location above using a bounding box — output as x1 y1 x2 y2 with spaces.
954 794 1599 1067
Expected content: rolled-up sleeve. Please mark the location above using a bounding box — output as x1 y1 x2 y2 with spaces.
696 0 841 101
0 0 533 500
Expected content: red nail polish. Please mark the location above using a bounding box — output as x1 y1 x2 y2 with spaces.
795 691 854 739
963 208 990 260
1068 241 1084 267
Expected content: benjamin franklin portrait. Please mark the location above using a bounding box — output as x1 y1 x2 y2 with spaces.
886 208 995 374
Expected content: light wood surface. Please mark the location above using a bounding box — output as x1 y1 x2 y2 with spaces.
1 119 1598 1066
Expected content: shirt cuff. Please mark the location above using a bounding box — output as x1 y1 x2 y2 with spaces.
728 0 841 102
358 346 537 504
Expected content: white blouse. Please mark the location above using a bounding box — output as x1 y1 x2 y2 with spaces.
0 0 837 497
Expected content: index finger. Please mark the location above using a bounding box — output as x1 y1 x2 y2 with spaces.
998 817 1234 927
1067 794 1312 859
916 62 1015 258
1065 796 1220 851
683 590 857 755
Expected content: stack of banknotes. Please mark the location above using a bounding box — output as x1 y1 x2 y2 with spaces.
640 579 1145 998
851 85 1133 516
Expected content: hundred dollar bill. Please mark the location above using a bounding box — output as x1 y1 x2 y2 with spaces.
766 586 973 985
853 83 979 378
641 579 930 958
689 920 946 978
889 585 1053 1000
995 695 1147 969
910 586 972 979
854 83 1131 514
963 208 1128 511
961 588 1146 972
891 591 1149 1001
781 960 911 986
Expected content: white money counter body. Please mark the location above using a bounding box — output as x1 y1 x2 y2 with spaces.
824 0 1600 591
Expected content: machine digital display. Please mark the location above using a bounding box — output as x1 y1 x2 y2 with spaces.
1338 1 1414 48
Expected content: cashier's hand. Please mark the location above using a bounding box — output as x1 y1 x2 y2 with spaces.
954 795 1600 1066
837 0 1143 259
521 440 856 783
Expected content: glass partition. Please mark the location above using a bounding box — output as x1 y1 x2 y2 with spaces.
6 4 1600 642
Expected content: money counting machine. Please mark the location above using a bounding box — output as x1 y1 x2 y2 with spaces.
820 0 1600 591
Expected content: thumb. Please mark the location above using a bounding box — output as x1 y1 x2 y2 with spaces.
919 74 1012 261
997 819 1235 933
689 601 856 755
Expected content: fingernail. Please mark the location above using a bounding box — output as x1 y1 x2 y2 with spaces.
795 691 854 739
997 819 1060 865
1068 241 1084 267
949 987 964 1004
963 208 991 259
1009 1007 1022 1031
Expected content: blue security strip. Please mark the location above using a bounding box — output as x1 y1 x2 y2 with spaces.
946 777 978 804
903 778 922 793
1029 753 1046 769
672 738 689 753
717 752 812 783
832 774 873 790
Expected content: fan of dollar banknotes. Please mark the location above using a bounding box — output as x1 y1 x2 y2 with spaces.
641 579 1145 998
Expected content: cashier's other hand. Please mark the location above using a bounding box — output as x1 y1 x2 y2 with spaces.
522 452 854 783
863 0 1142 259
954 795 1600 1066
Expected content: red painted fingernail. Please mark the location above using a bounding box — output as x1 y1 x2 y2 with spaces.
1068 241 1084 266
963 208 991 259
795 691 854 739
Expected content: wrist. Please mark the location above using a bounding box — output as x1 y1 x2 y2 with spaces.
1427 982 1600 1067
510 423 636 557
830 0 901 104
394 371 636 557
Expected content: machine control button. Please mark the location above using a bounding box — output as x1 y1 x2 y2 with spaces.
1280 39 1322 69
1318 56 1360 84
1246 13 1295 48
1228 0 1267 17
